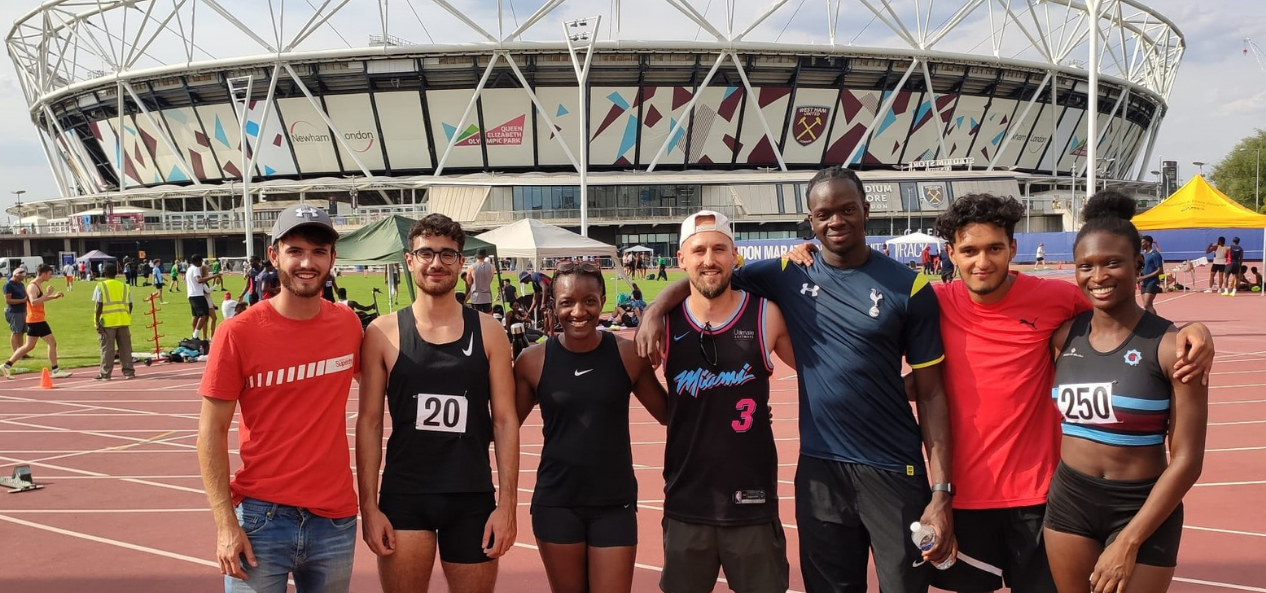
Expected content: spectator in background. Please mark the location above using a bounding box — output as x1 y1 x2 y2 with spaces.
466 248 495 313
1035 242 1046 270
93 262 135 381
2 264 71 379
242 255 262 305
1225 237 1245 296
500 278 517 307
4 267 28 356
920 244 934 274
1249 266 1263 291
220 291 238 321
62 262 75 291
938 249 954 284
1140 235 1164 314
1207 237 1228 293
257 260 280 301
152 259 166 303
656 254 669 281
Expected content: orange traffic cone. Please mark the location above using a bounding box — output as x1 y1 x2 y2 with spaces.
39 367 54 389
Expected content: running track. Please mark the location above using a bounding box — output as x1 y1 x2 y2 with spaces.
1 280 1264 592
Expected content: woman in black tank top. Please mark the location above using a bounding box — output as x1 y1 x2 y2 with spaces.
1045 192 1210 593
513 262 667 593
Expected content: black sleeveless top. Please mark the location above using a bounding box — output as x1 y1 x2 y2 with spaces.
663 291 777 525
533 332 636 507
381 305 494 494
1052 311 1174 448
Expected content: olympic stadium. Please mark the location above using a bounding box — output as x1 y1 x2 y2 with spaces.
2 0 1183 262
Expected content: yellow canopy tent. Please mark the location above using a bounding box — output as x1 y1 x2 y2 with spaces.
1132 175 1266 295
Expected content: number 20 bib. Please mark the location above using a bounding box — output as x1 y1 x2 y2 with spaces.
1055 382 1118 425
414 393 469 434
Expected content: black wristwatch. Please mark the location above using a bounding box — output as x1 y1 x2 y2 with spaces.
931 483 955 496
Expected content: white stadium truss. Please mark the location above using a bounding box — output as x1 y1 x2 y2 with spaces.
7 0 1183 206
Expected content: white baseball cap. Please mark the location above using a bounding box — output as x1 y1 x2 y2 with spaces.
679 210 734 246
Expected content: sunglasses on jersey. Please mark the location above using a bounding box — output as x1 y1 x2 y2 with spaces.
407 248 461 265
699 322 719 367
555 261 601 274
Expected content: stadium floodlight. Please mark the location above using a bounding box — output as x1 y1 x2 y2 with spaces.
227 75 255 260
562 16 601 237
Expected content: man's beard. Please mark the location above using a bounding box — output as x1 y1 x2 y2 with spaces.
278 267 323 298
689 266 731 300
416 267 459 297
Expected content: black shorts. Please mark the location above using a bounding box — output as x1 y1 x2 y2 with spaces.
26 321 52 338
660 517 789 593
1211 264 1226 273
531 503 637 548
471 302 492 313
795 454 931 593
1141 279 1162 294
1036 257 1045 263
5 310 26 334
378 491 497 564
931 505 1055 593
1044 462 1182 568
189 296 210 318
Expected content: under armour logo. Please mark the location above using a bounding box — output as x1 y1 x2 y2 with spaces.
869 289 884 318
800 283 820 297
294 207 321 219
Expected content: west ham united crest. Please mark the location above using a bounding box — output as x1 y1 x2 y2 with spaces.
793 106 830 146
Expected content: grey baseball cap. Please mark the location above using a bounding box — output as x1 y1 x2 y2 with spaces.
270 205 338 243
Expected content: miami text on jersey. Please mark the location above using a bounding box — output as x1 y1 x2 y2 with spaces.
672 363 757 398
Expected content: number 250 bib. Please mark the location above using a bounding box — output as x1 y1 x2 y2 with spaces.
414 393 469 434
1055 382 1118 425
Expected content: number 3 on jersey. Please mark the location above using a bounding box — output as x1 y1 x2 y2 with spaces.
1055 382 1118 425
732 398 757 433
415 393 468 434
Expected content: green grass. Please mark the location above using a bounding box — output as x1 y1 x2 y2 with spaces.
6 269 689 372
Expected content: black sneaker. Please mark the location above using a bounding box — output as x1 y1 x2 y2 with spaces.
94 375 110 381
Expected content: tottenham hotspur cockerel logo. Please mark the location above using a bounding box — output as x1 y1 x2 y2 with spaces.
869 289 884 318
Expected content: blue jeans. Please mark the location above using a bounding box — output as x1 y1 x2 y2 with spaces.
226 498 357 593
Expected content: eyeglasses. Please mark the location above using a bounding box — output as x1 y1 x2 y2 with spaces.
407 248 460 264
556 260 601 274
699 322 718 367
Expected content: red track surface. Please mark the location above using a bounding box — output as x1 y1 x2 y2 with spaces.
1 277 1264 592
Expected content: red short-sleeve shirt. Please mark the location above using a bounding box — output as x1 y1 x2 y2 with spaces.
199 299 362 518
933 273 1090 509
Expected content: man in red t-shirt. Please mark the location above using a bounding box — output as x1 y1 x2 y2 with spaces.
927 194 1213 593
197 204 362 593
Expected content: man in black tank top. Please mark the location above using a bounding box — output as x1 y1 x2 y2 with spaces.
355 215 519 593
660 211 797 593
513 263 668 593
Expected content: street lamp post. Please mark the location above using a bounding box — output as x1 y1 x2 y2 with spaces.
10 190 24 229
563 16 600 237
1193 161 1206 176
1150 169 1162 201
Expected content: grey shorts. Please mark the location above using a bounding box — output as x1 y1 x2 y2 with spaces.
660 517 789 593
5 310 26 335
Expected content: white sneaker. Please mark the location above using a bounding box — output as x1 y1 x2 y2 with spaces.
1231 288 1238 296
1 365 10 380
50 370 72 379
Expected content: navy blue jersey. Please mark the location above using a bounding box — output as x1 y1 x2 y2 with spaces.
1142 251 1163 279
733 249 944 474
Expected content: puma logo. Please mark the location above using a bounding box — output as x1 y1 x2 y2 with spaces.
1019 318 1037 329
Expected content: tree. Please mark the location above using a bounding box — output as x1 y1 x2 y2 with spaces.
1210 129 1266 213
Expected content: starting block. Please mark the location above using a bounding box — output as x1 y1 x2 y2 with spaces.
0 465 43 493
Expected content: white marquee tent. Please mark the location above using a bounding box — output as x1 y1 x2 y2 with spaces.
475 219 631 286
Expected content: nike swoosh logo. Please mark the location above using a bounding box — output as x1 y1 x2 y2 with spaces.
673 332 691 342
461 334 474 357
574 369 593 376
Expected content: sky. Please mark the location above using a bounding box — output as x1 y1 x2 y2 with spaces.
0 0 1263 211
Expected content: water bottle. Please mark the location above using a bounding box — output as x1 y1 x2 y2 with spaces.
510 323 531 359
910 522 956 570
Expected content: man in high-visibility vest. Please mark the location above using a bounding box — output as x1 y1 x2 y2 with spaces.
93 262 135 380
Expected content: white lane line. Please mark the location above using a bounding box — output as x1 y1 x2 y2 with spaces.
1208 420 1266 426
1192 480 1266 487
1172 577 1266 592
1211 400 1266 405
1207 446 1266 452
0 513 217 568
1185 525 1266 538
0 455 206 495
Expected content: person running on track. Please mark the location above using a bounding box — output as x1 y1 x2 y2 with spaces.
638 168 955 593
2 264 72 379
513 259 668 593
356 214 519 593
1044 191 1209 593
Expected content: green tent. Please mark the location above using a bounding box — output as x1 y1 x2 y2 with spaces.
335 215 500 303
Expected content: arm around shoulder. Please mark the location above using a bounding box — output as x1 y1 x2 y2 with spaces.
619 336 668 425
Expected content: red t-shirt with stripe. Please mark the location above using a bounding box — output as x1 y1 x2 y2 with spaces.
199 299 362 518
933 273 1090 509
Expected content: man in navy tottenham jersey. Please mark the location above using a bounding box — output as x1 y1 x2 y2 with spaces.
660 210 795 593
639 168 955 593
